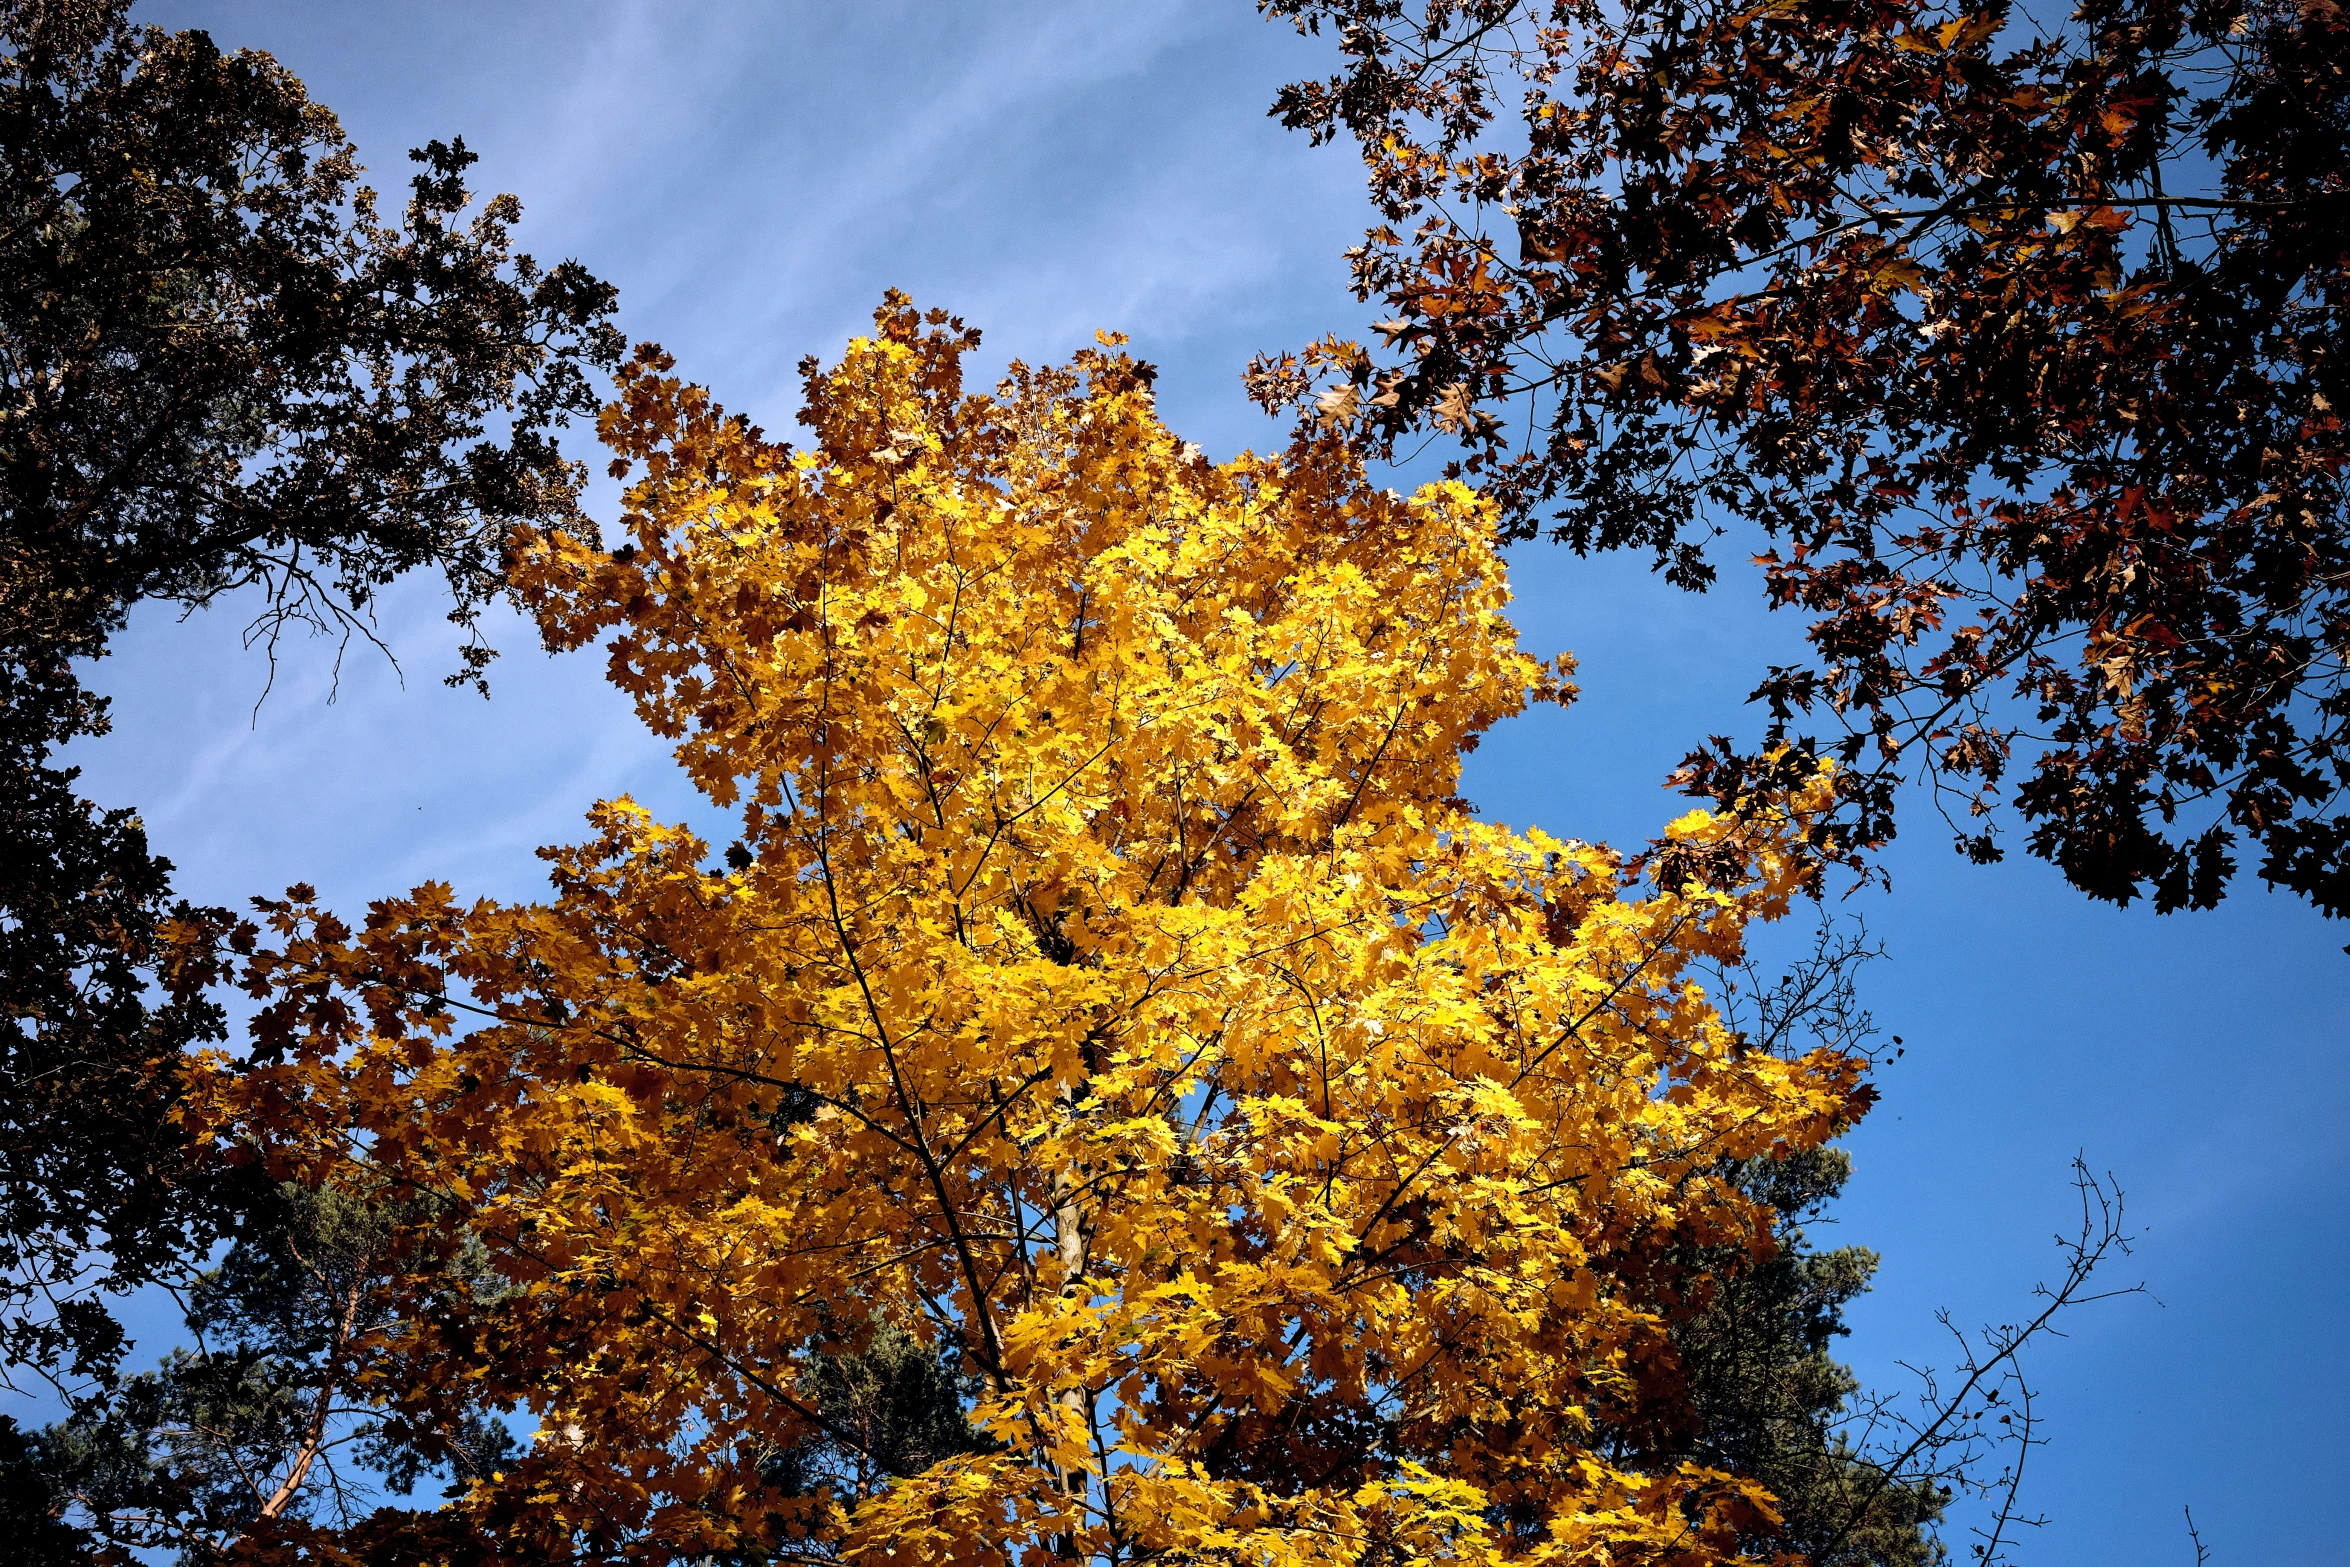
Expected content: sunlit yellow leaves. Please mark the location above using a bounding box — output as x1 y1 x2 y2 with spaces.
200 295 1867 1567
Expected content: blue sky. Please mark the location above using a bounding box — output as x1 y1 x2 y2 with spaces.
53 4 2350 1560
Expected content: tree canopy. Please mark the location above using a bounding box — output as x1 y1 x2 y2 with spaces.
0 0 620 1385
23 1182 519 1564
0 0 621 676
1256 0 2349 918
192 298 1876 1565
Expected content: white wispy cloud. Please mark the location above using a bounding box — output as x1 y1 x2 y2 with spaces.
94 0 1370 917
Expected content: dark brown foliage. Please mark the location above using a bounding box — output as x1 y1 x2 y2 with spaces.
1256 0 2349 918
0 0 623 680
0 566 244 1388
0 0 620 1381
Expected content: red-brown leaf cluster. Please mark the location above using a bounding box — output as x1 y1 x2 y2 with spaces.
1259 0 2348 914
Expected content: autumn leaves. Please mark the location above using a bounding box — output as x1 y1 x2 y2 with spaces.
197 296 1872 1563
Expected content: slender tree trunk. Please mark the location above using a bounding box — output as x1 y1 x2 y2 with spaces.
257 1269 365 1519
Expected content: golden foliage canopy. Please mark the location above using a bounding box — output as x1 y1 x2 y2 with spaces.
205 296 1870 1565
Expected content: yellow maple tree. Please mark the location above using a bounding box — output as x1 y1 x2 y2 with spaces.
202 295 1870 1565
